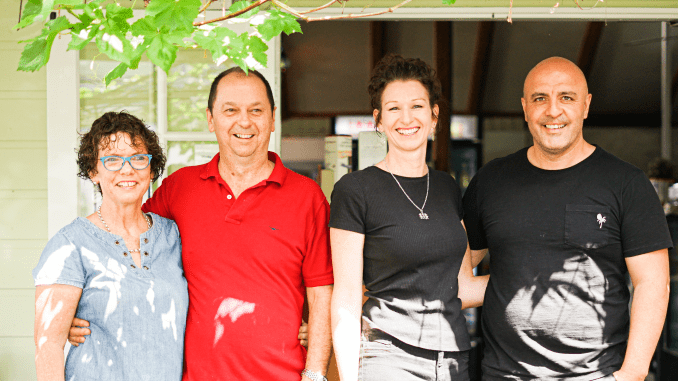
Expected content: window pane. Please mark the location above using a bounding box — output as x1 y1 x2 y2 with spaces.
167 50 231 132
79 44 155 133
79 44 155 216
166 141 220 176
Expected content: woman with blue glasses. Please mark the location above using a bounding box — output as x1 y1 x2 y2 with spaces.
33 111 188 380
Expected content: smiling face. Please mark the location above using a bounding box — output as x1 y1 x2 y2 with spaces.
521 57 592 157
206 73 275 162
375 80 438 156
90 133 151 207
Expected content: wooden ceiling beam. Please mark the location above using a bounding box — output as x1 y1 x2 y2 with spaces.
467 21 495 115
577 22 605 79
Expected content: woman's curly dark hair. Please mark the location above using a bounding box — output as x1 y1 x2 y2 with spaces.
368 54 443 126
77 111 166 193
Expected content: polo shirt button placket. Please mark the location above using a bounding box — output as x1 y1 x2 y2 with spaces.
227 194 232 200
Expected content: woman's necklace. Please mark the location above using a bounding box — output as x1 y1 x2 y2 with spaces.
97 206 151 253
384 162 430 220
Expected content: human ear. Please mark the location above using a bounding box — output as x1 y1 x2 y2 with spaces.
206 108 215 133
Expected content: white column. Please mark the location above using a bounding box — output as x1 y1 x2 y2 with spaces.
262 34 281 155
47 35 79 237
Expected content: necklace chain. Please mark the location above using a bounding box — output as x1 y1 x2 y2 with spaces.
97 206 151 252
384 162 430 220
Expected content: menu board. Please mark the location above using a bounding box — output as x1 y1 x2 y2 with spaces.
334 115 375 138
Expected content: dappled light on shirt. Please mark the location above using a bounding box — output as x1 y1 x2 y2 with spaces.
81 248 127 322
213 297 256 346
162 299 178 341
35 244 76 285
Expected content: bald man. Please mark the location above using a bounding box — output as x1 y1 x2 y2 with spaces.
463 57 672 381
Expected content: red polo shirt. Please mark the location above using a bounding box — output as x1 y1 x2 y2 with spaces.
143 152 333 381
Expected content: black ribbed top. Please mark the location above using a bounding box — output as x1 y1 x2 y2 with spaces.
330 166 471 351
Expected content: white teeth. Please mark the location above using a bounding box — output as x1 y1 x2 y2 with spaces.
235 134 254 139
396 127 419 136
545 124 565 129
117 182 136 187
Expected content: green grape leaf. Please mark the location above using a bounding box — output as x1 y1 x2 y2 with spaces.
68 18 102 51
247 35 268 66
18 16 72 71
147 33 178 73
146 0 201 32
16 0 53 29
128 46 145 70
132 17 158 38
83 1 105 20
442 0 457 4
70 13 94 33
57 0 89 5
104 62 129 86
229 1 260 19
228 32 246 52
256 9 302 41
63 0 105 10
95 23 134 65
105 3 134 33
68 34 89 51
193 26 237 60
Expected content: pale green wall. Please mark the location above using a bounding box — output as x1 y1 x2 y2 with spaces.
0 2 47 379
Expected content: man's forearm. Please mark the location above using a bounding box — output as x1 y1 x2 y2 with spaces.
616 270 669 380
304 285 334 379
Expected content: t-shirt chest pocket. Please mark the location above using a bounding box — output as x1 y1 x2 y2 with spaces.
564 204 616 250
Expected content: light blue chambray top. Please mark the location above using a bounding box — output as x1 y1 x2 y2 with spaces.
33 214 188 381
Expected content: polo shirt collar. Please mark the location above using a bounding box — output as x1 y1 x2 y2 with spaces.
199 151 287 186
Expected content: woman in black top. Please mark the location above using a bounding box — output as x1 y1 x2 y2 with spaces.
330 55 488 381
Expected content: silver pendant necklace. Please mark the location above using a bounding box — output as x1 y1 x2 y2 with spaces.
97 206 151 252
384 162 429 220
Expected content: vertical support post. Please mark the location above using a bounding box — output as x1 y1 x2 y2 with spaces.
155 66 168 186
270 34 282 155
47 34 79 237
434 21 452 173
661 21 671 160
157 66 168 143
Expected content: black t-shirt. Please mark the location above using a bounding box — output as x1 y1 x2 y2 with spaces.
330 166 471 351
463 147 673 380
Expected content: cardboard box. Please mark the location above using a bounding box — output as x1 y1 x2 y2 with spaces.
324 136 353 183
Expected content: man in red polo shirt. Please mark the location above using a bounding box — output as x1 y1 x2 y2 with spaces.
71 68 333 381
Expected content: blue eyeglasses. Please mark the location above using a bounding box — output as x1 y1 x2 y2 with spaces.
100 154 153 171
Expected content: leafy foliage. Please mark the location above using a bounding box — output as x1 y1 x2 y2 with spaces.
15 0 454 86
15 0 304 85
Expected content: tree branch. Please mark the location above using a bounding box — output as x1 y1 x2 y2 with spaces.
194 0 413 27
304 0 413 22
271 0 307 19
193 0 270 26
298 0 342 15
199 0 218 14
